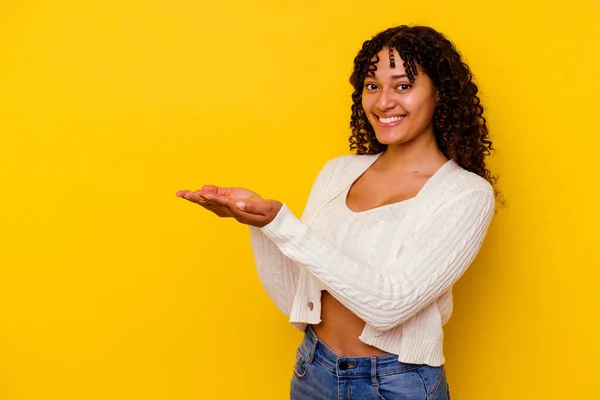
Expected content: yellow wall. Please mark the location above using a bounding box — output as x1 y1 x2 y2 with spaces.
1 1 598 398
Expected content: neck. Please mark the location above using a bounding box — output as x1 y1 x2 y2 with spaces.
378 132 447 173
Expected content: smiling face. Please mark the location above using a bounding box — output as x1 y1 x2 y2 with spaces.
361 48 438 148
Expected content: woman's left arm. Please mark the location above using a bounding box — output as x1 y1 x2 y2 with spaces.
259 188 495 331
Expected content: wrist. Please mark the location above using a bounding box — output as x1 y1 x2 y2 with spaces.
255 200 284 228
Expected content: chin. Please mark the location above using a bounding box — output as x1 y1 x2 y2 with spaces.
375 133 409 146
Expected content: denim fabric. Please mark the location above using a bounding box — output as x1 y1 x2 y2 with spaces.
290 326 450 400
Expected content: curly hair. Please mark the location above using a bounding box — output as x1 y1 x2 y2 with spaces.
349 25 500 199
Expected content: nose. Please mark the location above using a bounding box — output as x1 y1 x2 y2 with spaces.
375 87 397 111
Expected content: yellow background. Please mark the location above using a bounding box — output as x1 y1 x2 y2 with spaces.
1 1 599 399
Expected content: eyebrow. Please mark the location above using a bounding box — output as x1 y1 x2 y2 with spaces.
365 73 408 80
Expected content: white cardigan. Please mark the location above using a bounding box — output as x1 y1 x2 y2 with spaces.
249 153 495 366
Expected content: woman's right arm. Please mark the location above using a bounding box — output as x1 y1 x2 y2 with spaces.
248 227 298 316
248 157 341 316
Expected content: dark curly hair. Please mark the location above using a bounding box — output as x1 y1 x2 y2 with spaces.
349 25 500 199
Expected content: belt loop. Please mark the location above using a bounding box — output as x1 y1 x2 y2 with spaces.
370 357 378 385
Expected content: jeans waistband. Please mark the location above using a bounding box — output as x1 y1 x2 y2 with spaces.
298 325 422 379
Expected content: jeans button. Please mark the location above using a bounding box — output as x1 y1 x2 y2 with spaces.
339 361 349 370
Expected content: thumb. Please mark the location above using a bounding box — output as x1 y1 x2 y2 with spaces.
234 199 270 215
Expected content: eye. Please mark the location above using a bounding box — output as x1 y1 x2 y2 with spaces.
364 83 378 91
396 83 411 91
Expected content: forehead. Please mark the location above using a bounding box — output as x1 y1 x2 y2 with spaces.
367 47 407 76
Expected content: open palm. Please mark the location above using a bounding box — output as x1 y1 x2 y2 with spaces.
176 184 281 227
199 185 262 202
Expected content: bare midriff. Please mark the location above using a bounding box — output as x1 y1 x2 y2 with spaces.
311 291 389 357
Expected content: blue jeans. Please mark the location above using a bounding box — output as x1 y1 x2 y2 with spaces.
290 326 450 400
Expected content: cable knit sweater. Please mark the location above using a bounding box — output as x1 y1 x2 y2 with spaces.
249 153 495 366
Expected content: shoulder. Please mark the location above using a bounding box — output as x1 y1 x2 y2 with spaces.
322 153 381 174
446 161 493 193
322 153 374 166
430 161 495 209
307 153 381 197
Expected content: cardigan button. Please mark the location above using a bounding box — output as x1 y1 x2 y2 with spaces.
308 301 314 311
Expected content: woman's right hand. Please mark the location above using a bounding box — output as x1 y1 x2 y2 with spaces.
200 185 262 201
176 185 264 219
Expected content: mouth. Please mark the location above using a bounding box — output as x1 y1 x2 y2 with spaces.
375 114 406 126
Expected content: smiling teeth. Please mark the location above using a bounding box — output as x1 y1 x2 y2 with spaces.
379 115 405 123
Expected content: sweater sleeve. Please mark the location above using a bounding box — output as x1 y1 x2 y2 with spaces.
259 188 495 331
248 157 340 316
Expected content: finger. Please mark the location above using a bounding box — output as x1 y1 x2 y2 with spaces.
195 190 229 200
202 203 232 218
176 190 201 203
200 185 233 197
211 186 243 197
201 193 232 207
199 197 276 227
201 185 219 193
178 192 222 213
191 195 234 218
193 189 211 198
201 195 240 216
180 190 221 206
177 190 236 218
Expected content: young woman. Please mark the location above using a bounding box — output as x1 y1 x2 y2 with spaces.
177 25 498 400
